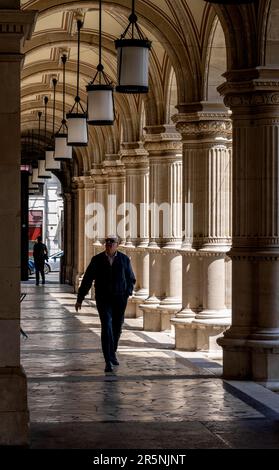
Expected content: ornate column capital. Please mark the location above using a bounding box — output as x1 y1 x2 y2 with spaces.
173 102 232 141
71 176 85 190
120 141 149 167
218 67 279 112
143 125 182 159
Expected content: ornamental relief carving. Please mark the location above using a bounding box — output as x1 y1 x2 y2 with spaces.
144 141 182 152
121 156 149 165
233 237 279 246
229 254 279 262
176 120 232 138
144 133 181 143
224 92 279 108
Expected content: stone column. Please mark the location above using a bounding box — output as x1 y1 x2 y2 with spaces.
120 142 149 317
140 125 183 331
0 4 37 446
90 167 108 255
63 191 73 284
72 177 85 291
172 103 232 352
83 176 95 268
217 69 279 387
103 154 125 242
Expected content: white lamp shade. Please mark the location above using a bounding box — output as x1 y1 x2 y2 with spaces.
87 85 114 125
45 148 61 170
115 39 151 93
32 168 45 184
29 175 39 189
66 113 88 146
54 134 73 160
38 159 52 178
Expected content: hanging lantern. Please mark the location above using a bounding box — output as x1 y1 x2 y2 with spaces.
115 0 151 93
86 0 115 125
38 159 52 179
45 148 61 170
55 133 73 160
32 167 45 184
29 175 39 190
55 54 73 160
67 19 88 146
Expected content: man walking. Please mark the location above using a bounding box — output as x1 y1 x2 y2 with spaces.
33 236 48 286
75 235 136 373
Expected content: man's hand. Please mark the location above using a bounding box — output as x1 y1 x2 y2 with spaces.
75 302 82 312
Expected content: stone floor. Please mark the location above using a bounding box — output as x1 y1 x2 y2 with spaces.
20 273 279 450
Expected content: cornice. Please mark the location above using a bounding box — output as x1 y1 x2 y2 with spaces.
0 10 38 42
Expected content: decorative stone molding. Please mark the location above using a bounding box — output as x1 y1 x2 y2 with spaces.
0 10 37 46
174 119 232 139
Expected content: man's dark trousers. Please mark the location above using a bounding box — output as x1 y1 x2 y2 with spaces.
96 294 128 364
35 261 45 285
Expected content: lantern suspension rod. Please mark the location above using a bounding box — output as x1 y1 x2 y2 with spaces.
38 111 42 149
62 55 66 130
38 111 42 158
76 19 82 104
52 77 57 141
44 96 48 145
131 0 135 38
97 0 105 84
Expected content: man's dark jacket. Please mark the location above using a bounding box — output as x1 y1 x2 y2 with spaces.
77 251 136 303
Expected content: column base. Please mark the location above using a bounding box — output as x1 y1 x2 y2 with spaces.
156 297 182 330
125 290 148 318
139 298 163 331
171 318 230 352
0 366 29 446
249 341 279 389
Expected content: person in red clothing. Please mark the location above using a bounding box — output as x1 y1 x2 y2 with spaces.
75 235 136 373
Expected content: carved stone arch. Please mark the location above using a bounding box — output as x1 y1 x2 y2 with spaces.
117 95 140 142
262 0 279 66
73 147 85 176
144 86 160 127
203 16 227 102
139 100 146 141
212 3 259 70
165 66 177 124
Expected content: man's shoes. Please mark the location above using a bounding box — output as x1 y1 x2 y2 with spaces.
111 357 119 366
36 283 39 286
104 362 113 373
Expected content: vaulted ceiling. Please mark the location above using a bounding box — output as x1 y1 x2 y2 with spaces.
20 0 226 171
